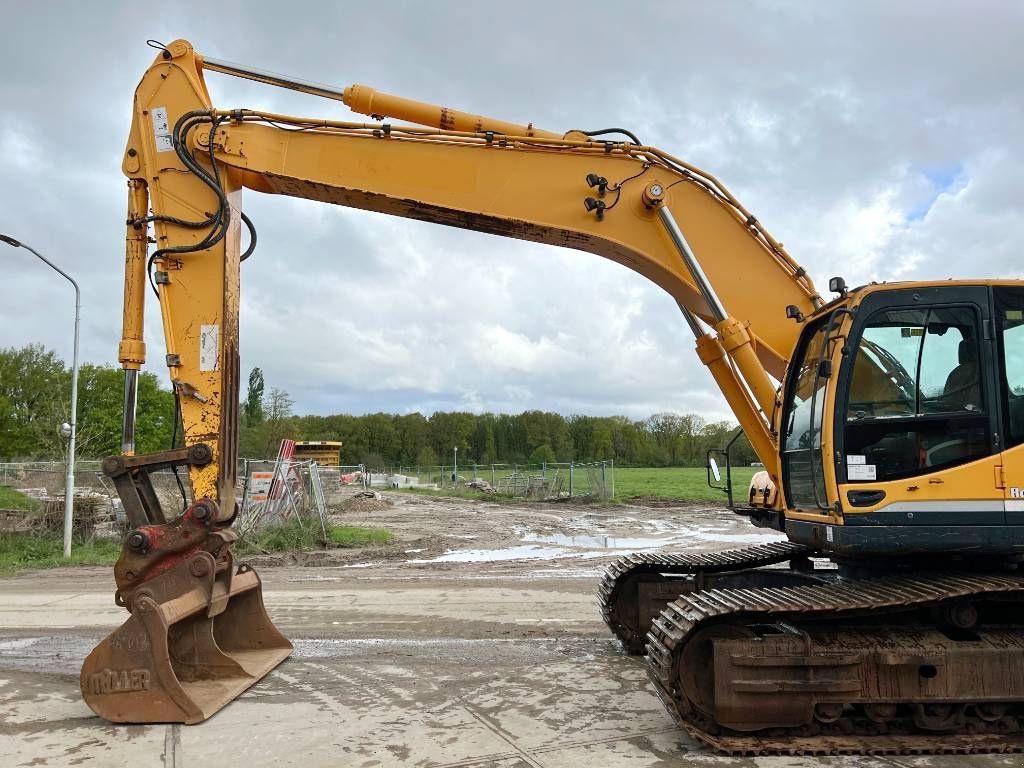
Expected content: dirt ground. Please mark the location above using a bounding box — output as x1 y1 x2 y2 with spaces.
1 492 1020 767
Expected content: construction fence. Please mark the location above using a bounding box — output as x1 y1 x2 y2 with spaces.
0 460 192 539
235 457 333 544
0 456 616 534
361 460 615 501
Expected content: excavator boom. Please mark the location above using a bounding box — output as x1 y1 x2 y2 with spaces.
85 37 818 725
117 40 820 513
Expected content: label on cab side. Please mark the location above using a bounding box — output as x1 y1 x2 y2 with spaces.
847 464 876 481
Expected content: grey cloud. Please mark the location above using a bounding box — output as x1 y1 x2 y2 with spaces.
1 1 1022 423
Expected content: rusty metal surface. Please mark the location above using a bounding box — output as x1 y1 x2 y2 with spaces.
217 336 239 518
681 729 1024 756
598 541 814 652
81 495 291 724
102 444 213 528
645 572 1024 755
81 547 291 724
112 499 227 595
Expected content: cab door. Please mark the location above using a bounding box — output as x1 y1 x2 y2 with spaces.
834 286 1002 525
780 316 836 515
994 287 1024 521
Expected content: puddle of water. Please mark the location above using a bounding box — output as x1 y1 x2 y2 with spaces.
525 567 606 578
411 520 784 564
521 532 692 550
411 545 569 563
0 637 40 651
635 518 697 534
699 532 784 544
521 527 783 551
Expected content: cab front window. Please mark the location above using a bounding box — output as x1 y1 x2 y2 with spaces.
843 306 990 482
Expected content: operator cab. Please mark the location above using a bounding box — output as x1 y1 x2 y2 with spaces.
779 283 1024 557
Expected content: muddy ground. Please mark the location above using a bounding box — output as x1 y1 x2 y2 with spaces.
1 492 1019 767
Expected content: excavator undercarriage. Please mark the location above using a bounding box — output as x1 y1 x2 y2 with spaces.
600 549 1024 755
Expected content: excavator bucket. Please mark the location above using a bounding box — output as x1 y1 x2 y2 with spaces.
80 551 291 724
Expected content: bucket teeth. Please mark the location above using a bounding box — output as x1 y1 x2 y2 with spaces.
81 555 291 724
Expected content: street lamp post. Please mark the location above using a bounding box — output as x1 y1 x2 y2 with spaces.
1 234 80 558
453 446 458 487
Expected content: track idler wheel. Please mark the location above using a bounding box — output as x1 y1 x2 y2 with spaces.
677 624 755 721
613 571 671 654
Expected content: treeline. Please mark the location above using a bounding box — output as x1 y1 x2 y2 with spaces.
242 409 756 469
0 344 173 460
0 346 756 468
238 368 756 468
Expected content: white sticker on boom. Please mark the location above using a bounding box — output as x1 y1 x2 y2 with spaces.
152 107 173 152
199 325 219 372
847 464 876 481
846 454 866 465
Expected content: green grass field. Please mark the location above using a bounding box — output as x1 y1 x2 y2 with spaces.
0 533 120 574
0 515 392 573
612 466 758 501
395 465 758 503
0 486 42 513
237 520 392 555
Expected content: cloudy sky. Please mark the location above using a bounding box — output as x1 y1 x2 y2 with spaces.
2 2 1022 422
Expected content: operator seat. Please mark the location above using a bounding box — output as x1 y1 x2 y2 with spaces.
942 339 981 411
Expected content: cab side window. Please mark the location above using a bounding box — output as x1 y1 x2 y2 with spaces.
844 306 990 482
995 288 1024 447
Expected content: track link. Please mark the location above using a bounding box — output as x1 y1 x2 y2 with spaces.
598 541 813 652
645 572 1024 755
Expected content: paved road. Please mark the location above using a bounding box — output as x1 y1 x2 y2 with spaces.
2 496 1022 767
0 564 1019 768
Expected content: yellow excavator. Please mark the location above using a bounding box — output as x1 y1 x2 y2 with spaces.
82 39 1024 755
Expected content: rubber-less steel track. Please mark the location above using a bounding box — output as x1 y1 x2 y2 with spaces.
645 572 1024 755
598 541 813 652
